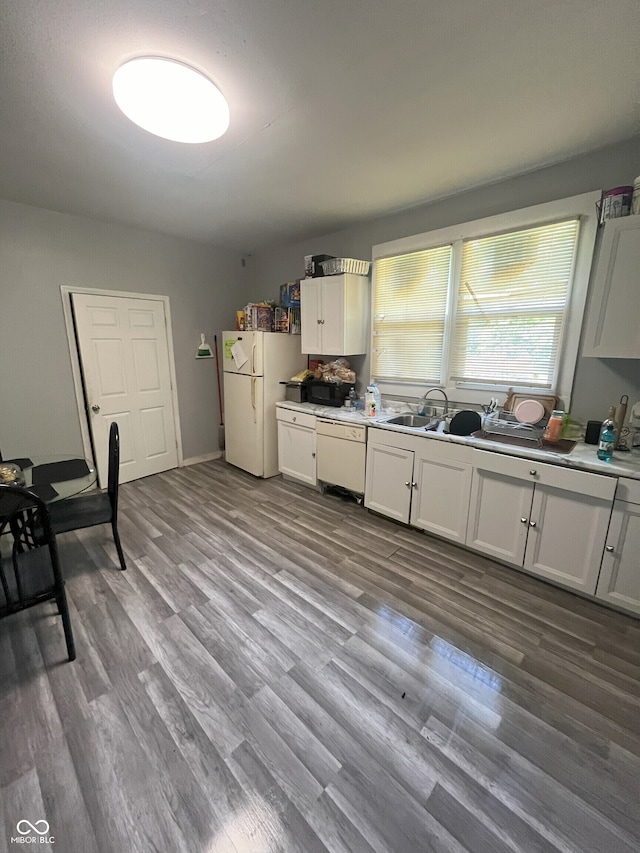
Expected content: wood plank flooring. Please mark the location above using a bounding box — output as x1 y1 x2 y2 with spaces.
1 458 640 852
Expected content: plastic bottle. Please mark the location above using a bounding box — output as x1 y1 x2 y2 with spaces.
597 407 617 462
543 410 564 443
365 383 381 418
347 387 358 408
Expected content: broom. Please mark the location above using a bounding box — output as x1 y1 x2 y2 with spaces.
214 334 225 451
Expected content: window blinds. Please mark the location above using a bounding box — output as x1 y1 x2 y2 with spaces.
372 245 452 383
450 219 580 388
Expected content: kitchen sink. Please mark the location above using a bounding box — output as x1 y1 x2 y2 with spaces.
383 414 435 428
471 431 577 455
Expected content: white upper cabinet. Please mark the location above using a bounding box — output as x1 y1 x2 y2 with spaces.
583 216 640 358
300 273 369 355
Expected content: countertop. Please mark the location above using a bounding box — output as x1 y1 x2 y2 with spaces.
276 400 640 481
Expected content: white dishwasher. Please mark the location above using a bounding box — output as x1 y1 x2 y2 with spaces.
316 419 367 494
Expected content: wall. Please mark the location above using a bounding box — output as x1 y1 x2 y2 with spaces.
248 135 640 425
0 199 247 460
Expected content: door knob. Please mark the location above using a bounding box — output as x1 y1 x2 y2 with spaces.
91 404 100 413
520 517 528 524
411 482 417 488
605 545 614 552
529 469 537 476
529 520 537 527
405 481 411 487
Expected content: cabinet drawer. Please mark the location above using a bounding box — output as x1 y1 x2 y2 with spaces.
276 408 316 429
616 477 640 504
534 463 616 500
473 449 616 500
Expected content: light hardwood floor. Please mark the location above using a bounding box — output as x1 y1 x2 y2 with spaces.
1 459 640 853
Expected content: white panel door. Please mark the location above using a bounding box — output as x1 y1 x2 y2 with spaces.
582 217 640 357
364 444 414 524
300 280 323 354
278 422 317 486
72 293 178 485
524 484 612 594
224 372 264 476
320 278 346 355
596 500 640 616
411 450 473 544
467 466 532 565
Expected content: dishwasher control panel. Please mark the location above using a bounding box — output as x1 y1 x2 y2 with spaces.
316 419 367 442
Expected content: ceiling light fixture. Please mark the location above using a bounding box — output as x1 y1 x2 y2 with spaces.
112 57 229 144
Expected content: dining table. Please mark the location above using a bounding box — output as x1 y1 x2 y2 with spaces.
0 454 97 503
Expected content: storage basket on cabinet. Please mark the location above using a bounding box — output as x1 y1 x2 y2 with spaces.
320 258 371 276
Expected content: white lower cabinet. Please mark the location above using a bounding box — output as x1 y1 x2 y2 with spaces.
467 450 616 594
365 443 414 523
596 478 640 615
276 409 317 487
365 429 473 541
410 443 473 544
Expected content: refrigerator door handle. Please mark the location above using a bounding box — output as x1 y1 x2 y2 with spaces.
251 343 256 375
251 377 257 422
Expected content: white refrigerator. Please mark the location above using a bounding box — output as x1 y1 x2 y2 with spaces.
222 331 307 478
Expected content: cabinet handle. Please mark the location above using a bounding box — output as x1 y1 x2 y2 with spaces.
529 469 537 476
312 452 316 458
605 545 614 552
405 481 411 487
411 482 417 489
317 319 322 325
292 416 297 422
520 517 528 524
319 319 325 324
529 520 537 527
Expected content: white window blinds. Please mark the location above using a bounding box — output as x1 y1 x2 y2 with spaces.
450 219 580 389
372 245 452 383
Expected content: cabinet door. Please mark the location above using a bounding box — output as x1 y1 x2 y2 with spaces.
300 279 323 354
524 484 612 594
595 501 640 615
410 448 473 544
277 422 317 486
364 444 414 524
582 217 640 358
467 465 533 565
320 278 346 355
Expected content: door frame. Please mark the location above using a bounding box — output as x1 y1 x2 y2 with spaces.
61 286 184 485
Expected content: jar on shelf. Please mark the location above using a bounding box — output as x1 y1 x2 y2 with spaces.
543 410 564 443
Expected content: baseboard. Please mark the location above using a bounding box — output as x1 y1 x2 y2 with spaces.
182 451 223 466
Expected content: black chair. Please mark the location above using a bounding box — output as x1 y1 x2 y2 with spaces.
0 485 76 661
47 421 127 571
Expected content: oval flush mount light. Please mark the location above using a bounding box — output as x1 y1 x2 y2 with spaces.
112 57 230 143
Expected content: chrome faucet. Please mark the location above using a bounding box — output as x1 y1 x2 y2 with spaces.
419 388 449 417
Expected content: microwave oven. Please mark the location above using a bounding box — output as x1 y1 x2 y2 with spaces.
306 380 354 407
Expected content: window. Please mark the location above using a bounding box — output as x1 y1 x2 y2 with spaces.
371 192 600 406
373 245 452 383
451 219 579 389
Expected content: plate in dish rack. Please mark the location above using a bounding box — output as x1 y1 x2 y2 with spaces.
514 399 545 424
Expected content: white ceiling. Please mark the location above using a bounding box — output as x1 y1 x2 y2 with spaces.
1 0 639 252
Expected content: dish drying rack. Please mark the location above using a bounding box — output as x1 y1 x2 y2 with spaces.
480 411 547 446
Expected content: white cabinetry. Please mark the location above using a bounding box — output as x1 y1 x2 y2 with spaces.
596 478 640 615
276 408 317 487
467 450 616 594
365 442 414 523
410 442 474 544
300 273 369 355
583 216 640 358
365 429 473 541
